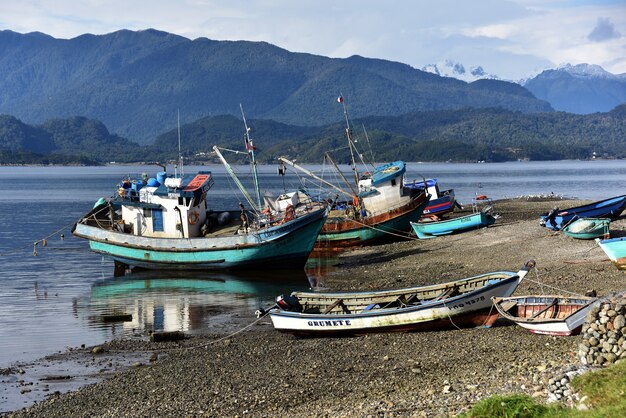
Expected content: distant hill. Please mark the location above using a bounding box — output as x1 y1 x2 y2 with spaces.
4 105 626 164
0 114 139 164
0 29 552 144
524 64 626 114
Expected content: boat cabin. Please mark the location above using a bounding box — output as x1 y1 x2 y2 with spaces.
116 171 214 239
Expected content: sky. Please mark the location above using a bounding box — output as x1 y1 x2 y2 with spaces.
1 0 625 80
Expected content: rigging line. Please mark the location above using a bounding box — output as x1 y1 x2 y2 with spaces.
347 218 420 241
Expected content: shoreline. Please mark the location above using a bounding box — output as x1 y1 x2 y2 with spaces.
5 198 626 417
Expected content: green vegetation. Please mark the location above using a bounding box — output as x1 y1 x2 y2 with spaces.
463 360 626 418
2 104 626 165
461 395 566 418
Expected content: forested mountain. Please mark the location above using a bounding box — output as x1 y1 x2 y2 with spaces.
0 115 138 164
6 104 623 164
0 29 552 144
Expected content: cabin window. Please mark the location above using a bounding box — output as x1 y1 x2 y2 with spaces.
143 208 152 218
178 197 184 205
152 209 164 231
391 179 397 186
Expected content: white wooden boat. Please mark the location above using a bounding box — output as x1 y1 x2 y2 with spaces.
262 260 535 336
491 295 597 336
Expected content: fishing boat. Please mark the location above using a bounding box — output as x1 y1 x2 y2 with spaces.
260 261 535 336
403 178 458 218
562 218 610 240
539 195 626 231
409 207 496 239
491 295 597 336
73 110 328 272
278 98 429 248
596 236 626 270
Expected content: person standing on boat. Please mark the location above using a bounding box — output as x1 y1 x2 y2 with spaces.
239 203 249 233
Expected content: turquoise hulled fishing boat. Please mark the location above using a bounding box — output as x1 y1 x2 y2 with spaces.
73 109 328 271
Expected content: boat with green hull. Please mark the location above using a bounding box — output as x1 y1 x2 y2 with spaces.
562 218 610 240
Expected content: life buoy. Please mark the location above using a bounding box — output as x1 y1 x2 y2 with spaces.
282 205 295 223
188 211 200 225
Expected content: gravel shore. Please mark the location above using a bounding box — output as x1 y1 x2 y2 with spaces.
6 198 626 417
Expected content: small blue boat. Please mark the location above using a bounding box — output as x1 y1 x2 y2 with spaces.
540 195 626 231
410 210 496 239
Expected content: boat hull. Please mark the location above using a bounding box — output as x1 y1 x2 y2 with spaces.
410 212 495 239
596 237 626 270
562 218 610 240
74 207 328 270
270 273 525 336
540 195 626 231
492 296 596 336
316 195 429 248
422 194 456 218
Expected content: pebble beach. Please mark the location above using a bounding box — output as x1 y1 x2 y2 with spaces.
5 197 626 417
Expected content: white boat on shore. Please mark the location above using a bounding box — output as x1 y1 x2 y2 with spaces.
261 260 535 336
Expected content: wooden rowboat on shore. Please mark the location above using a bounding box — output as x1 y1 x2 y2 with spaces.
260 260 535 337
492 295 597 336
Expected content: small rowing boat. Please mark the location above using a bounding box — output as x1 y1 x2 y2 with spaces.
562 218 610 240
492 295 597 336
261 261 535 336
410 209 496 239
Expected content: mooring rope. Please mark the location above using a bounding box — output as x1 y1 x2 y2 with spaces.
105 311 271 354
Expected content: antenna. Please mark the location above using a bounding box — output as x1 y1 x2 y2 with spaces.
176 109 183 178
240 104 262 211
338 94 359 188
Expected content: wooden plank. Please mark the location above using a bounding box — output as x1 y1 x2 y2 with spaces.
323 299 344 314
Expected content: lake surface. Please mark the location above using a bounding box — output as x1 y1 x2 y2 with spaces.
0 159 625 370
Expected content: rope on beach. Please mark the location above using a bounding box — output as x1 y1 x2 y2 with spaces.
440 298 497 332
105 312 271 354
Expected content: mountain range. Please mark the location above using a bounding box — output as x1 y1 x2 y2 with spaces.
523 64 626 114
0 29 552 144
422 60 626 114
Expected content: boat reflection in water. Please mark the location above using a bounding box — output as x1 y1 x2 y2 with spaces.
88 269 312 336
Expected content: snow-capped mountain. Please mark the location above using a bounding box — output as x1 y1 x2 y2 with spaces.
554 63 626 80
421 60 500 83
523 63 626 114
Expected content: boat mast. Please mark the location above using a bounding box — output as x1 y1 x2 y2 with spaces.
278 157 353 199
176 109 184 178
241 104 263 211
324 152 357 196
339 96 360 188
213 146 258 210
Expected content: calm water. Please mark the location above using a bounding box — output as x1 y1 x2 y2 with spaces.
0 160 625 369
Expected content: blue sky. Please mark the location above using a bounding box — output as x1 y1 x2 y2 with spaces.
1 0 624 80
